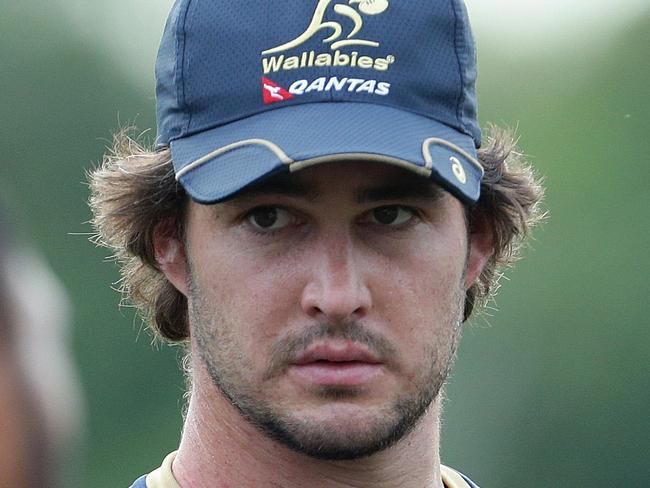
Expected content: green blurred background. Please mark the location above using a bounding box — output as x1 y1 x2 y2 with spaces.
1 0 648 486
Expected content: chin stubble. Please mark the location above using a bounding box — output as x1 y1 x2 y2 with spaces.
188 273 465 461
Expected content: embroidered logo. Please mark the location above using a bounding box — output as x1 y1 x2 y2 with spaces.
262 77 295 105
450 156 467 184
288 76 390 96
262 0 389 55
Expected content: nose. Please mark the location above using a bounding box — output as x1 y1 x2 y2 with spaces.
300 231 372 323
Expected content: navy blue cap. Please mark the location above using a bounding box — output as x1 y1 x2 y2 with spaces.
156 0 483 204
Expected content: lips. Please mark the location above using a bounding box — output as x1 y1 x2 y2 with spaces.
289 341 384 387
293 341 382 365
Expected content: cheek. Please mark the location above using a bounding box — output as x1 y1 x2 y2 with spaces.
373 232 466 347
384 227 466 296
192 239 303 346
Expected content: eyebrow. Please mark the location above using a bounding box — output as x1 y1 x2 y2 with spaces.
355 181 445 204
233 178 321 201
230 173 444 203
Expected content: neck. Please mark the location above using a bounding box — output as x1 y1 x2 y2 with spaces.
173 361 444 488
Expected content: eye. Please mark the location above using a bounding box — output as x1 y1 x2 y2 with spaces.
246 206 294 232
368 206 416 226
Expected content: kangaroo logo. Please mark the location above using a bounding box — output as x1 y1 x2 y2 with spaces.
261 77 294 105
262 0 390 55
264 83 284 100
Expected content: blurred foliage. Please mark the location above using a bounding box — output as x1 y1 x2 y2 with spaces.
0 4 185 487
0 3 647 487
444 11 650 487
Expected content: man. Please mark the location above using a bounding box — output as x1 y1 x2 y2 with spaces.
89 1 543 486
0 207 83 487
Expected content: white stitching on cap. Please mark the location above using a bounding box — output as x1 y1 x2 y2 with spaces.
175 139 294 180
289 154 432 176
421 137 484 176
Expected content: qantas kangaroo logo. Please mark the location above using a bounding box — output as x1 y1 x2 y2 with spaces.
262 77 294 104
262 0 389 55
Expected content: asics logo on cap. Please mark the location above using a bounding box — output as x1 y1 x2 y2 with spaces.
262 0 390 55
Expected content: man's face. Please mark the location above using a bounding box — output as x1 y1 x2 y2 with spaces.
183 162 470 460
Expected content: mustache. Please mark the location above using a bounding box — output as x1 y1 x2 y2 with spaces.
264 322 400 380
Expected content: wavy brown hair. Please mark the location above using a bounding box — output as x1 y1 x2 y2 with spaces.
89 126 545 342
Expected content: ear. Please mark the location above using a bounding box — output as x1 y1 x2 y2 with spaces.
153 219 189 297
464 213 494 290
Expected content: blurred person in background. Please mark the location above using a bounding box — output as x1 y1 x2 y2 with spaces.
90 1 544 487
0 205 84 487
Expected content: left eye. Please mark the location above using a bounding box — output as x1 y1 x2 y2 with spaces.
368 206 415 226
246 206 294 231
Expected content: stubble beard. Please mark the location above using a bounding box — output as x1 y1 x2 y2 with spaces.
188 277 465 461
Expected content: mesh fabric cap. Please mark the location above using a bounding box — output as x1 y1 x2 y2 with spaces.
156 0 483 204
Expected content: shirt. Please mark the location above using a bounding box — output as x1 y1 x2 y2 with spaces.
129 451 480 487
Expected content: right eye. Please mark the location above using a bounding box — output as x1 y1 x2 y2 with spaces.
246 206 294 232
368 205 415 226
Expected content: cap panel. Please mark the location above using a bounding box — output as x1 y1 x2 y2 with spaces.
181 1 268 134
301 2 463 125
155 0 193 146
451 0 480 146
167 1 479 143
381 1 462 133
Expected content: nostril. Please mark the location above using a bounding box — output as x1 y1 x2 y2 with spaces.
299 256 372 320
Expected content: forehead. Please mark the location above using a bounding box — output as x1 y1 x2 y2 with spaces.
231 161 447 203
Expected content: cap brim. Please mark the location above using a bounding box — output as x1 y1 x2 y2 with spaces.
170 102 483 204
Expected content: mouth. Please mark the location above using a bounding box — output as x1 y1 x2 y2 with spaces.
289 341 385 387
